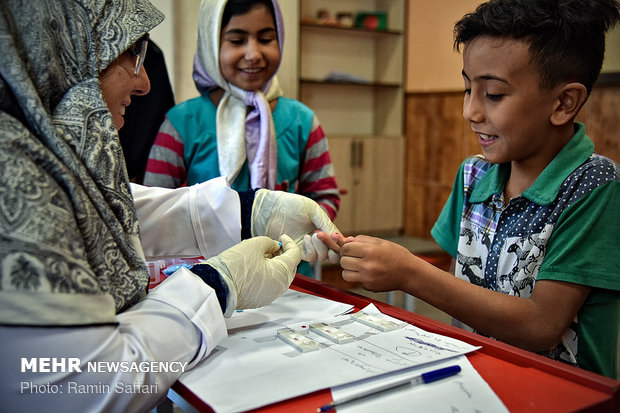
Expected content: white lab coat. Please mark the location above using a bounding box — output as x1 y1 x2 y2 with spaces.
0 177 241 413
132 177 241 260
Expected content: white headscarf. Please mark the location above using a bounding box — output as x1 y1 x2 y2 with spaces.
193 0 284 189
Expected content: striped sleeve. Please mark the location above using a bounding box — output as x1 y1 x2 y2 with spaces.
298 116 340 220
143 117 187 188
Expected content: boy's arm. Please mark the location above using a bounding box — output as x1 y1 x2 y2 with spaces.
338 235 590 352
404 259 591 351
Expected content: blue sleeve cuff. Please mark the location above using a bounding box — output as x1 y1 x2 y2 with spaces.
189 264 229 314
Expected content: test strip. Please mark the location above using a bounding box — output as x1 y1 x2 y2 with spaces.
352 312 398 331
277 328 320 352
309 322 355 344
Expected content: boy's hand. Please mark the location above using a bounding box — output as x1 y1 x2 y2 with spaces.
337 235 419 292
314 231 345 257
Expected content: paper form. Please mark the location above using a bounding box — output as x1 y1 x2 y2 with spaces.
178 291 484 413
224 289 354 331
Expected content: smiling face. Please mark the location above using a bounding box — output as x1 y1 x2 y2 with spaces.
219 4 280 92
98 50 150 130
462 36 561 170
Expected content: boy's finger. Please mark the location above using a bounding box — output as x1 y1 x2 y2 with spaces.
316 231 341 253
328 232 348 248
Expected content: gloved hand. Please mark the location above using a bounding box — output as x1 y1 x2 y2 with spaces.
251 189 340 263
204 234 301 316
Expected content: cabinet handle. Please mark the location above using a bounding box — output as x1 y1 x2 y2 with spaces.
350 141 364 168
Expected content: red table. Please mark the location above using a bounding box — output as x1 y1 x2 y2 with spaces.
171 275 620 412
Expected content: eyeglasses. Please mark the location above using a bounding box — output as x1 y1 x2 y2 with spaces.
119 34 149 77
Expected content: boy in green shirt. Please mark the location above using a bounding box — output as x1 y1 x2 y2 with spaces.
323 0 620 378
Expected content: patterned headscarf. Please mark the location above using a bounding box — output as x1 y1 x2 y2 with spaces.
0 0 163 325
193 0 284 189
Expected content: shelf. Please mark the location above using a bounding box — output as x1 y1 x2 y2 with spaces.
298 0 406 235
300 21 402 36
298 0 405 137
300 78 401 88
596 72 620 86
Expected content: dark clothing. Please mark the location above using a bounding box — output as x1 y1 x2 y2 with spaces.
118 40 175 183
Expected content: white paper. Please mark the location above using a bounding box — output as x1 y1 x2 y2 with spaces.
224 289 354 330
179 292 481 413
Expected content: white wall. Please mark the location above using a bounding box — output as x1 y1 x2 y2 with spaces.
276 0 300 100
603 25 620 73
148 0 176 95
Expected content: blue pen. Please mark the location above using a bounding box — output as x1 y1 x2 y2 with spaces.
317 365 461 412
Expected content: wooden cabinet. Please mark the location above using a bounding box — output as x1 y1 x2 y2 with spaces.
329 135 404 235
298 0 406 235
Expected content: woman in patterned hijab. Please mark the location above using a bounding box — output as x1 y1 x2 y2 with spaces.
0 0 163 324
1 0 272 410
0 1 340 410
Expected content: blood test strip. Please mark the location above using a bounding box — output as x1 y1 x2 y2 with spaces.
309 322 355 344
351 312 398 331
277 328 320 352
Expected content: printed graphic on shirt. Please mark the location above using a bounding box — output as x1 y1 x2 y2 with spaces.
454 153 617 368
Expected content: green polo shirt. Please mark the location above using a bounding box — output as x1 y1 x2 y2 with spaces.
432 122 620 378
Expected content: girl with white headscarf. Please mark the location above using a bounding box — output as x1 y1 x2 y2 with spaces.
144 0 341 221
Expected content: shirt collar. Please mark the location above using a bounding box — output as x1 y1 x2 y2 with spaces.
470 122 593 205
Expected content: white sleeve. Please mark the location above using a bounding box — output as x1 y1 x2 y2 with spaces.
0 268 227 413
131 177 242 260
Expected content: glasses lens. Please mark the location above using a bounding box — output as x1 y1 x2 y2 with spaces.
133 34 149 76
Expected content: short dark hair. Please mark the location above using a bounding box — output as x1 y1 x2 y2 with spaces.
453 0 620 95
221 0 276 29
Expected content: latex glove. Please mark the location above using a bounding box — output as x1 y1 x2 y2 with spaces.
204 234 301 316
251 189 340 263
